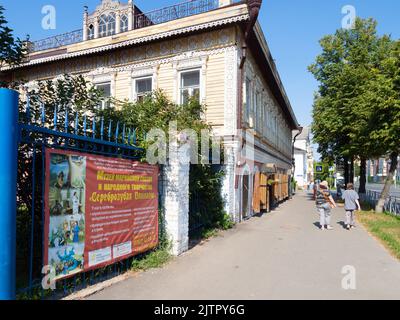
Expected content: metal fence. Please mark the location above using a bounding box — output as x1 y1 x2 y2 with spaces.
135 0 220 29
31 29 83 52
16 98 152 299
360 190 400 216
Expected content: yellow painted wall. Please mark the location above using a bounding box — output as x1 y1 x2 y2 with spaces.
205 53 225 127
12 26 237 134
115 71 130 101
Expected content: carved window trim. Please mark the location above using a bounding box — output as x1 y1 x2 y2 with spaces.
128 65 159 102
172 55 208 106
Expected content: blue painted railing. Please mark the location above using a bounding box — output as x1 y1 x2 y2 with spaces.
21 100 142 154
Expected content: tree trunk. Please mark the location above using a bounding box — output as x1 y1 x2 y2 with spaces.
375 152 398 213
350 157 354 184
359 158 367 194
344 158 349 186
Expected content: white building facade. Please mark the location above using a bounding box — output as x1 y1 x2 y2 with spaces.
293 128 314 188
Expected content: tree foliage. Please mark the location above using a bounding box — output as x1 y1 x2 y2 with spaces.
309 18 399 209
0 5 28 81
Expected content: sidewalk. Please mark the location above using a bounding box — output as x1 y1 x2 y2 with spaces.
88 192 400 300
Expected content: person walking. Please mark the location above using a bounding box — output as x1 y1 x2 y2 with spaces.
342 183 361 230
316 181 337 230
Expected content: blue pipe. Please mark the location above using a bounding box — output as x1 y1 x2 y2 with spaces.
0 88 19 300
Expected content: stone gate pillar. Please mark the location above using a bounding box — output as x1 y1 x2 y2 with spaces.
163 142 190 256
222 139 240 223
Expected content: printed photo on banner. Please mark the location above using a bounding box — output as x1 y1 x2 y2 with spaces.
47 152 86 279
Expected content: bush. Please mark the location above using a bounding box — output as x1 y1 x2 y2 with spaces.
217 213 235 230
189 165 226 232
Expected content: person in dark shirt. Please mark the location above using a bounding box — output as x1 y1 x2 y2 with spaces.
316 181 337 230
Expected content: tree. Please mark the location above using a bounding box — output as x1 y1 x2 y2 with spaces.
354 40 400 212
309 18 392 194
111 92 227 229
0 5 28 83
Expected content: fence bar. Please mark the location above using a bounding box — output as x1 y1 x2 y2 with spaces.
41 103 45 126
0 89 19 300
83 115 87 137
53 106 58 130
92 117 96 139
28 147 37 296
75 113 79 135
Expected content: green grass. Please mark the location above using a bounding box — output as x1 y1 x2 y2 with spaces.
357 210 400 260
131 244 172 272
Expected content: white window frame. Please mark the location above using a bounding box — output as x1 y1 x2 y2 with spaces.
95 81 112 110
132 76 154 102
120 14 129 33
88 68 117 110
178 68 202 105
99 13 116 38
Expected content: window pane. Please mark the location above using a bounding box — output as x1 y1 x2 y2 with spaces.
121 15 129 32
192 88 200 101
97 83 111 97
180 89 189 105
181 71 200 87
136 78 152 94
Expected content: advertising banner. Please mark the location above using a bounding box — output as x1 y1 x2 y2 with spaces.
44 148 158 281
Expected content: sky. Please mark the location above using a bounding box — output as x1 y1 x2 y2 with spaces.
2 0 400 142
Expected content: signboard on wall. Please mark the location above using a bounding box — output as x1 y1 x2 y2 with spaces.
44 148 158 281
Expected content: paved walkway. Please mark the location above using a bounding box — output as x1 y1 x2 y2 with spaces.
88 192 400 300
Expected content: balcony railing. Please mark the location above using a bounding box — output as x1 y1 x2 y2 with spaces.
31 0 244 53
32 29 83 52
135 0 219 29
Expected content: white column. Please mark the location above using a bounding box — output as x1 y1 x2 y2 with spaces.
128 0 134 30
83 7 88 41
115 13 121 35
164 143 190 256
222 139 240 223
94 18 99 39
200 56 208 110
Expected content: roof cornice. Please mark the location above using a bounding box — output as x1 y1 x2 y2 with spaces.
3 9 249 71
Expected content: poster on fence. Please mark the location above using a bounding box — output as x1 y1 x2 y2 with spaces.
44 148 159 281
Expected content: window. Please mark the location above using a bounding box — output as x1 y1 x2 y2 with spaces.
134 77 152 102
107 13 116 36
249 86 255 128
245 78 251 125
88 24 95 40
120 14 129 33
96 82 111 109
180 70 200 105
99 13 116 38
256 91 261 132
